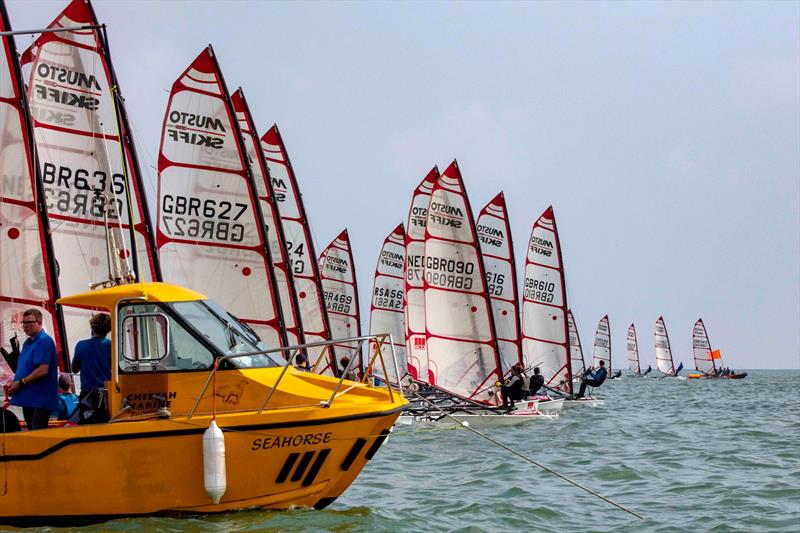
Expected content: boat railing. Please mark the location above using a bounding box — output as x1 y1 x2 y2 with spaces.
187 333 404 418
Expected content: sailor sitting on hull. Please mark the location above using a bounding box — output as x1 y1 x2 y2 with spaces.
575 360 607 398
500 363 526 408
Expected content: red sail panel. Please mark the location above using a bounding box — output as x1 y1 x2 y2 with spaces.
404 166 438 382
231 89 301 348
423 161 502 401
260 125 335 374
368 223 407 383
156 47 283 346
0 3 65 363
520 207 572 394
476 192 521 376
21 0 157 354
319 229 361 375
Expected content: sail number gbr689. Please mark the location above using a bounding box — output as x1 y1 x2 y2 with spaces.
161 195 248 243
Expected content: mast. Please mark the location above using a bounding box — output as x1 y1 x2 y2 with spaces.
0 1 68 368
260 125 337 375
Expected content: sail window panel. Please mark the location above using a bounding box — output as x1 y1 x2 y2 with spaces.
0 204 49 299
0 121 32 202
424 240 483 294
476 214 511 261
294 277 325 333
27 43 116 136
159 166 260 247
494 300 520 370
523 338 569 385
62 308 92 356
427 337 496 399
521 302 567 345
161 91 241 172
523 264 564 307
425 289 492 342
426 191 474 243
526 227 561 270
262 157 301 219
405 290 425 333
49 224 116 295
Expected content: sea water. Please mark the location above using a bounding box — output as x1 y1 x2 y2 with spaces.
18 370 799 533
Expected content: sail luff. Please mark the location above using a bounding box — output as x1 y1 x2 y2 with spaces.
0 1 68 368
627 323 640 375
368 223 407 383
260 125 337 375
423 160 502 401
476 192 522 376
232 90 303 350
404 166 438 382
318 229 361 374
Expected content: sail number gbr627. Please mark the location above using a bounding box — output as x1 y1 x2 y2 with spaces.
161 195 248 243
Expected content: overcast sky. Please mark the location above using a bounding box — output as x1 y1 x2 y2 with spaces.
9 1 799 369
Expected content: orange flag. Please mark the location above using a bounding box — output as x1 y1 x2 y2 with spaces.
710 350 721 360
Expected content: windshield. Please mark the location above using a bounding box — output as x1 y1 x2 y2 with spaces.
171 300 285 368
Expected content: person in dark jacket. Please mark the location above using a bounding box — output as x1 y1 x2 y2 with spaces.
528 367 545 396
501 363 526 408
575 360 607 398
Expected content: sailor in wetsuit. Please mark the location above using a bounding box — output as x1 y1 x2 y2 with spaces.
528 367 544 396
575 360 607 398
500 363 526 408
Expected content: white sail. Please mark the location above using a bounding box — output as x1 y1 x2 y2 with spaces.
156 47 284 347
260 126 335 374
521 206 572 395
567 310 585 377
627 324 640 375
0 4 65 362
693 318 717 375
22 0 159 355
368 224 407 383
655 316 675 376
404 166 438 382
232 89 302 348
319 229 361 374
423 161 501 400
476 192 521 376
592 315 611 370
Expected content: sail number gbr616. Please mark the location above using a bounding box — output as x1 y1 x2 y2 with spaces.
161 195 248 243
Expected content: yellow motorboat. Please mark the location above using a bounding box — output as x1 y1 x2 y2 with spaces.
0 282 406 526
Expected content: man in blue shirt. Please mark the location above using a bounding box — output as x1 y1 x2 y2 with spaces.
575 360 608 398
6 309 59 430
72 313 112 424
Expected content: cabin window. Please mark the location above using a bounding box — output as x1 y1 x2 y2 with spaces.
118 303 215 372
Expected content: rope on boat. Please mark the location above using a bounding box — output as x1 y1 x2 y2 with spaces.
411 391 645 520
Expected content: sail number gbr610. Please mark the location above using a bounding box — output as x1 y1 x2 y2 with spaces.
524 278 556 303
161 194 248 243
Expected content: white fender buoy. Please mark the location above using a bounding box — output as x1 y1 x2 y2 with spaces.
203 420 226 504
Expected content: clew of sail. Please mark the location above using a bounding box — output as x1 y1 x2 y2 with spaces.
156 47 285 348
655 316 676 376
521 206 572 395
404 166 438 382
693 318 716 375
260 125 336 374
21 0 158 355
592 315 611 371
0 3 66 365
423 161 501 401
567 310 585 377
476 192 521 376
368 223 407 384
318 229 361 375
232 89 302 348
627 323 640 375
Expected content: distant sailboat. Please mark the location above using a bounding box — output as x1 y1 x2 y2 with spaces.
319 229 361 375
690 318 746 380
655 316 682 376
260 126 336 374
404 167 439 382
567 310 586 378
592 315 611 371
627 323 650 376
423 161 502 401
476 192 522 376
368 224 407 385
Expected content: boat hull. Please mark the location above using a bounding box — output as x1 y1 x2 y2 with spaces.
0 405 402 525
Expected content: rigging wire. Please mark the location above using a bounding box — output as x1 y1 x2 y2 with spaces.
411 391 646 521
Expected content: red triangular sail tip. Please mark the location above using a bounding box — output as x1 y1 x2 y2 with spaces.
393 222 405 235
262 124 281 145
338 229 349 242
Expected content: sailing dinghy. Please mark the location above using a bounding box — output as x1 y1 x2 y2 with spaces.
688 318 746 379
655 316 683 377
567 310 586 380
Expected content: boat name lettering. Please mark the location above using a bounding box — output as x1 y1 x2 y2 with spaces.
33 84 100 111
373 287 403 310
477 224 504 239
124 391 176 410
323 256 349 274
410 207 428 228
168 111 226 132
530 236 553 257
479 235 502 247
36 62 102 91
251 432 331 451
380 250 404 271
430 202 462 217
166 128 224 149
324 290 352 313
523 278 555 303
29 105 76 127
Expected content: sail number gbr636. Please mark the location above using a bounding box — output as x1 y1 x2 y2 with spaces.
161 194 248 243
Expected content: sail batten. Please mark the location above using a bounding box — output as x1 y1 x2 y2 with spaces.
655 316 676 376
521 206 572 394
156 47 285 348
422 161 501 401
404 166 439 382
